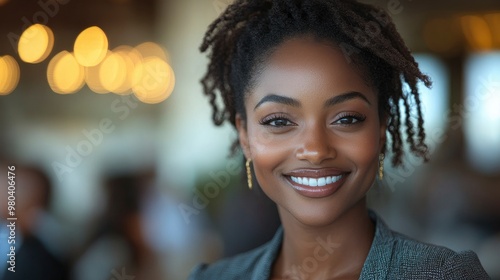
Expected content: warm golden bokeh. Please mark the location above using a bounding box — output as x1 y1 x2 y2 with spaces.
18 24 55 64
47 51 85 94
461 15 493 51
7 22 176 101
74 26 109 67
484 13 500 47
85 62 109 94
115 45 143 67
99 51 128 93
111 46 141 95
134 42 169 62
132 57 175 104
0 55 20 95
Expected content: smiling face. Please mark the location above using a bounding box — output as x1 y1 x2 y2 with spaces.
236 36 386 227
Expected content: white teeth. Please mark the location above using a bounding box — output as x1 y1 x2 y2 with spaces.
318 178 326 187
309 178 318 187
290 175 343 187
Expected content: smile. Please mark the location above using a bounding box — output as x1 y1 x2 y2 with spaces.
284 169 349 198
289 175 343 187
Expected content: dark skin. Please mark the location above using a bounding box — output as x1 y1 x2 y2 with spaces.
236 36 386 279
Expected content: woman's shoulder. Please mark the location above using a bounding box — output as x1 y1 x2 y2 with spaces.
389 231 489 279
188 228 283 280
366 211 490 279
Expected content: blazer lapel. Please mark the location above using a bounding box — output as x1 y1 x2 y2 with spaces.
359 211 395 280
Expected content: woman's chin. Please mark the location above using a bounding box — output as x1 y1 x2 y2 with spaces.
278 197 367 229
282 205 346 228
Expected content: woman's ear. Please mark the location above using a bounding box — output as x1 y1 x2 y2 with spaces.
235 114 251 159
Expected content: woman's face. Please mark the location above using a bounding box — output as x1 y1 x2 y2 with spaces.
236 36 386 227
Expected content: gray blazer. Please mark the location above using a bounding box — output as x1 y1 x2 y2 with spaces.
189 211 490 279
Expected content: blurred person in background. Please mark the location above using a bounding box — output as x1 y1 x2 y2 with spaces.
71 168 219 280
0 164 69 280
71 171 163 280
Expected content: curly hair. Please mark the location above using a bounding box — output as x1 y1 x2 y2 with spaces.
200 0 431 166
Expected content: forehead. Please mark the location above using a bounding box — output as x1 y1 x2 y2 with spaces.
251 36 374 97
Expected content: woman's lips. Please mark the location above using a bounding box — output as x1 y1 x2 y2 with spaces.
283 169 349 198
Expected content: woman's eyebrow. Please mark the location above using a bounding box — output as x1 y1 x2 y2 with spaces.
324 91 371 107
254 91 371 111
254 94 300 110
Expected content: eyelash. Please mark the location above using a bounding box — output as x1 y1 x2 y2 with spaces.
259 112 366 127
334 112 366 125
259 114 294 127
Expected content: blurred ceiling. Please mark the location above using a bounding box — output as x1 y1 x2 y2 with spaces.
362 0 500 52
0 0 162 119
0 0 157 54
1 0 499 54
363 0 500 13
0 0 498 100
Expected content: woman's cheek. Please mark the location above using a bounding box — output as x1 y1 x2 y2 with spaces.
346 135 379 165
248 123 287 153
248 128 290 187
344 126 381 184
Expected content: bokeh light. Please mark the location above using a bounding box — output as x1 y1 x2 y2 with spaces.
0 55 20 95
18 24 54 64
132 57 175 104
134 42 169 62
461 15 493 51
111 46 141 95
74 26 109 67
484 13 500 48
47 51 85 94
36 29 175 100
85 61 109 94
99 51 128 93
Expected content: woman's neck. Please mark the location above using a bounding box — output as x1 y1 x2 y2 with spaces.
272 199 374 280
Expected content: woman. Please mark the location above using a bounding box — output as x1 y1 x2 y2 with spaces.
190 0 490 279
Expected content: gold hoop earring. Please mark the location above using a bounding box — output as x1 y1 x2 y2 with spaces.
378 153 385 180
246 158 253 190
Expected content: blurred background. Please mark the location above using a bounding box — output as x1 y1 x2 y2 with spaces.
0 0 499 279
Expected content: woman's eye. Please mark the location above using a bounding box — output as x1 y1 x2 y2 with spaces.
267 118 292 127
260 116 295 127
337 116 358 124
334 114 366 125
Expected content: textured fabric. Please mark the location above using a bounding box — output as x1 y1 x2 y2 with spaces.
189 211 490 279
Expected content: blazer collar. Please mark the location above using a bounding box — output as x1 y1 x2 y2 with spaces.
252 226 283 280
359 210 395 279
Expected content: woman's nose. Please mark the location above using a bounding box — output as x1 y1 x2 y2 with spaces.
295 123 336 165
